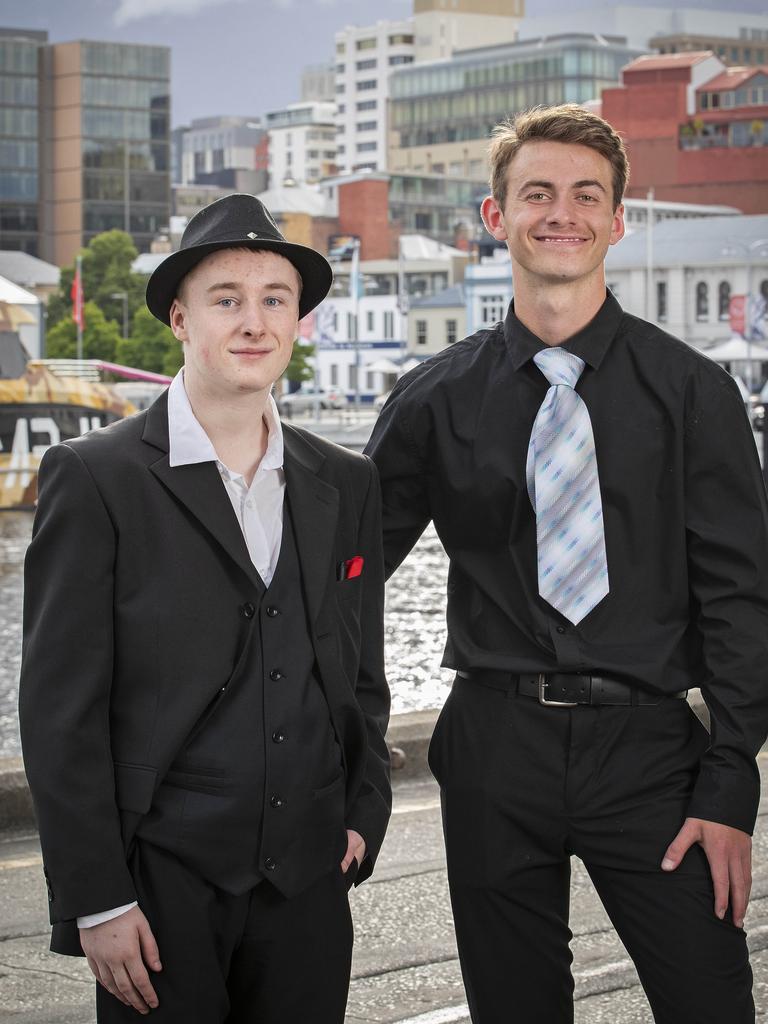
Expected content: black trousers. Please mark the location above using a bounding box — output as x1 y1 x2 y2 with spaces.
96 842 354 1023
429 675 754 1024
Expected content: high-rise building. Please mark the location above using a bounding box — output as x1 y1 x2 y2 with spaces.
0 28 47 255
334 20 415 175
387 33 643 179
44 39 171 264
650 32 768 66
301 62 336 103
0 29 171 265
266 101 337 186
412 0 522 63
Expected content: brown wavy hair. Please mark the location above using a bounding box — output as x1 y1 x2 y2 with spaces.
488 105 629 212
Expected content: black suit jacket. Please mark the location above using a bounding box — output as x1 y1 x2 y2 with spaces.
19 392 391 951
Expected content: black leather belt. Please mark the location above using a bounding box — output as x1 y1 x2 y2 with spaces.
456 669 686 707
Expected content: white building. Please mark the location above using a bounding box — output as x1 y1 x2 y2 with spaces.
266 101 337 187
465 215 768 351
518 6 768 51
334 20 415 175
413 0 522 63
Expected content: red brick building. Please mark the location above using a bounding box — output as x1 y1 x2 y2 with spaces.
602 53 768 213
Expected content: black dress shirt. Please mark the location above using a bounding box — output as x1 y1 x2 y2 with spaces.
366 291 768 834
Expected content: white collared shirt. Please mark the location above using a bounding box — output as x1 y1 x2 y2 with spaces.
167 369 285 586
77 370 285 930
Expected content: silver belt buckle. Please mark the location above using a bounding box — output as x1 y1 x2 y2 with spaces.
537 672 579 707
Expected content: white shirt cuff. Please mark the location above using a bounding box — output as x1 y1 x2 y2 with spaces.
77 901 138 929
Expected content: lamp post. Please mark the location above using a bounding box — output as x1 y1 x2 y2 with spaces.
111 291 129 340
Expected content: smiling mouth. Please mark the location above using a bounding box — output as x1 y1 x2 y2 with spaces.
535 236 588 244
230 348 272 356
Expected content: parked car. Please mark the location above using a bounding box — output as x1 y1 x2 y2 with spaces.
277 385 348 415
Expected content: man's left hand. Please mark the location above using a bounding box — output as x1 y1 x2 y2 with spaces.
661 816 752 928
341 829 366 874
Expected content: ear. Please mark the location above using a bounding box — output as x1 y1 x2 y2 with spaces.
481 195 508 242
169 298 188 342
609 202 625 247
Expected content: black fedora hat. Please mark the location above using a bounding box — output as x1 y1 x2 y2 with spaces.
145 193 333 325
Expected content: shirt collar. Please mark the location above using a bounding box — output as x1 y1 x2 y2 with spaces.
167 369 284 473
503 289 624 372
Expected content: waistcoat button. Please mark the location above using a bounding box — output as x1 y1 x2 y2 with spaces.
272 730 285 743
242 602 256 619
266 605 280 617
270 794 285 808
269 668 284 681
264 857 277 871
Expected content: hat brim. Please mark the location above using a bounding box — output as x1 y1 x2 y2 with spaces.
145 237 333 325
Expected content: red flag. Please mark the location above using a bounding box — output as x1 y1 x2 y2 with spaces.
71 260 85 331
729 295 746 336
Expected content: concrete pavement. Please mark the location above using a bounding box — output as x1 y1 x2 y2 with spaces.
2 754 768 1022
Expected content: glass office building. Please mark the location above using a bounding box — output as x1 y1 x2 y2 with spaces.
388 33 643 172
0 28 46 255
74 41 171 255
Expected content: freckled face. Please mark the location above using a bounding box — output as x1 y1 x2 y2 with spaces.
170 248 301 399
481 140 625 290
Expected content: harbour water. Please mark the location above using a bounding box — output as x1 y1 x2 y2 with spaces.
0 511 451 758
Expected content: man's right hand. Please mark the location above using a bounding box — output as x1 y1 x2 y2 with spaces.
79 906 162 1014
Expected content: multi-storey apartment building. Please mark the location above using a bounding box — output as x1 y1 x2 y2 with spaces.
334 20 415 175
266 101 337 187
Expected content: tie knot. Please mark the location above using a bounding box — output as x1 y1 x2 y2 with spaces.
533 348 585 389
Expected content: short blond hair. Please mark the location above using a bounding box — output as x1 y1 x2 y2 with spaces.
488 105 629 211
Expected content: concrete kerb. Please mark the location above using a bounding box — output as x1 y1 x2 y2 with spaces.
0 710 440 834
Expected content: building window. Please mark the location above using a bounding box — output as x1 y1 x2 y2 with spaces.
356 37 376 50
337 144 345 154
696 281 709 321
389 55 414 66
348 364 358 389
656 281 667 322
357 141 377 152
356 79 377 91
480 295 505 325
356 59 377 70
366 310 374 331
384 311 394 339
447 318 457 344
347 312 356 338
330 364 338 386
356 100 377 111
336 42 345 54
336 63 345 73
388 33 414 45
366 371 375 389
337 104 345 114
416 319 428 345
335 84 345 94
357 121 377 132
718 281 731 320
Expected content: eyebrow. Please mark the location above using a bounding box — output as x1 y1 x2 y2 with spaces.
206 280 297 294
516 178 607 195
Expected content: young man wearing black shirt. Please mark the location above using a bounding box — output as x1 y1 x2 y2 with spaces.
366 106 768 1022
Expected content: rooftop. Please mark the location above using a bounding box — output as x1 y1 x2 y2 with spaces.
701 66 768 91
411 283 466 309
605 214 768 269
623 51 715 72
0 251 59 289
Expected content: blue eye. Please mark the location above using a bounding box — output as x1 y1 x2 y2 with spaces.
218 297 235 308
265 296 282 307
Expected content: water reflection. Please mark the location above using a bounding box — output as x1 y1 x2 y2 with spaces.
0 514 450 757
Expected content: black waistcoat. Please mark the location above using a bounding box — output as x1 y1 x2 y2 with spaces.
137 500 346 898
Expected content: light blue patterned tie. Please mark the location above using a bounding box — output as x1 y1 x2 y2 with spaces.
525 348 609 625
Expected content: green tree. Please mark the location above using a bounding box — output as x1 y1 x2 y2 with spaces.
46 230 147 333
45 301 122 361
284 339 315 385
116 306 183 376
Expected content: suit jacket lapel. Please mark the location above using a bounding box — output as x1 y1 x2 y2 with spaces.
283 424 339 625
142 392 266 593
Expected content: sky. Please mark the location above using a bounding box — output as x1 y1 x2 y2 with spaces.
0 0 766 128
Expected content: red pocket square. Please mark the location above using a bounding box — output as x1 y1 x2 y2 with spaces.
341 555 364 580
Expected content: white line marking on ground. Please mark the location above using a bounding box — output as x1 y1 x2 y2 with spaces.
393 1006 469 1024
575 958 633 979
0 854 42 870
392 799 441 815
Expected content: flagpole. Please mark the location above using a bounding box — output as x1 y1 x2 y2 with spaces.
74 254 83 361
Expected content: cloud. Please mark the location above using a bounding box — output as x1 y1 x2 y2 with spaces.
114 0 246 25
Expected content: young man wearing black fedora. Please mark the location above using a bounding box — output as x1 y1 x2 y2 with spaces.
20 194 391 1022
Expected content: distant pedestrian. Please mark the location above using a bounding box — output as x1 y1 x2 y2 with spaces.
20 193 391 1022
367 105 768 1023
